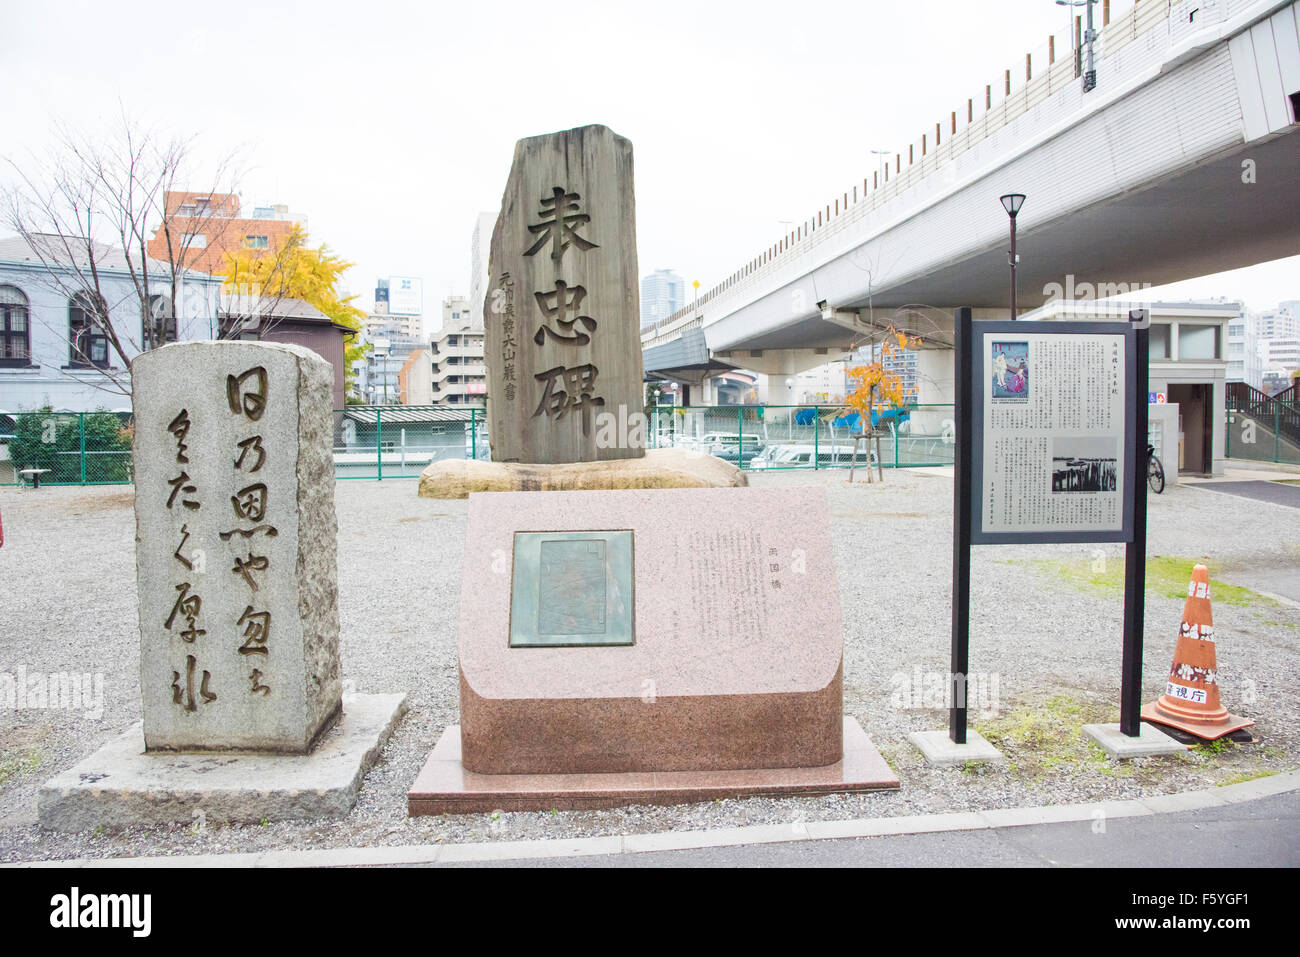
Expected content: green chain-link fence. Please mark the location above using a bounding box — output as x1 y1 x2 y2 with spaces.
3 403 957 486
331 407 488 480
1 411 136 486
648 404 955 470
1 407 494 486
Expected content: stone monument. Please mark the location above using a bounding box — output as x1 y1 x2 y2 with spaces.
486 124 643 464
408 486 899 813
418 124 745 497
39 341 407 831
135 341 341 751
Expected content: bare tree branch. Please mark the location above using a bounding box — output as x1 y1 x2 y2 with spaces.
2 111 244 399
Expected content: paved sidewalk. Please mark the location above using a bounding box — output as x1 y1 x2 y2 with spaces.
1178 464 1300 483
11 769 1297 869
432 790 1300 867
1187 480 1300 509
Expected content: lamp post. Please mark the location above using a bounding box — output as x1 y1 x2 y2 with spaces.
871 149 890 186
1000 194 1026 320
1056 0 1098 92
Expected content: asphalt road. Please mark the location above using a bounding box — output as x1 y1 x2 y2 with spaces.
1189 480 1300 509
428 789 1300 867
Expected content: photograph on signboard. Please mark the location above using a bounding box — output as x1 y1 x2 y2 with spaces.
1050 435 1119 492
990 341 1029 400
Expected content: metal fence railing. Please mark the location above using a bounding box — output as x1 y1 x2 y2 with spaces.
648 404 956 471
0 411 136 486
0 407 493 486
331 407 487 480
1226 398 1300 466
2 403 957 486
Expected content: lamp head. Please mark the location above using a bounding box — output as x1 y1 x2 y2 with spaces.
1000 193 1026 217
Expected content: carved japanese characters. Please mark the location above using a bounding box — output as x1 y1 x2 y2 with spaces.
132 341 341 753
484 125 645 464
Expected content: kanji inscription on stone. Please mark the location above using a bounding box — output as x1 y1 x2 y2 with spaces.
483 125 645 464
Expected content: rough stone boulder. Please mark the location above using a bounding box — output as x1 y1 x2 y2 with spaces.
417 447 747 499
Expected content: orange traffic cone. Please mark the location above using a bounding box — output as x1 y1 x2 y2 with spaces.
1141 564 1254 740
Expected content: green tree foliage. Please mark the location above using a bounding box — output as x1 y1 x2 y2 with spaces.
7 408 134 483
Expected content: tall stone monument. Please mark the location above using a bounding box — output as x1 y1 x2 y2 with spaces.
418 124 746 497
485 124 644 464
39 342 407 830
131 341 341 751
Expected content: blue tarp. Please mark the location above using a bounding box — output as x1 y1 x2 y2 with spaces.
831 408 911 432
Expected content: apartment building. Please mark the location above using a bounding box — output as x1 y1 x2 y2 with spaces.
145 192 306 275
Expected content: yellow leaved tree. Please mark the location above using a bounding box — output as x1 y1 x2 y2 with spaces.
221 225 367 399
844 325 922 434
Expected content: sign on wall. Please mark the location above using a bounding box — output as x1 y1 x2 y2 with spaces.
970 321 1137 545
388 276 423 316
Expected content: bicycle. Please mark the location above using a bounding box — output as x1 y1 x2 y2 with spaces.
1146 444 1165 494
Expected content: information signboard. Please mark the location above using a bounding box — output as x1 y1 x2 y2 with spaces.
949 309 1151 744
970 320 1137 544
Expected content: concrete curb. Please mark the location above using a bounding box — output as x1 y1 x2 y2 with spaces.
8 768 1297 868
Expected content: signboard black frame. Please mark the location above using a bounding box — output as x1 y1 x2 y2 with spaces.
969 320 1138 545
950 308 1151 743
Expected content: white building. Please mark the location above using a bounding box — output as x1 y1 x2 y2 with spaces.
1021 299 1238 476
469 211 496 332
790 361 849 404
640 269 687 329
1264 335 1299 376
1226 310 1264 391
1250 304 1299 392
0 234 222 411
425 295 484 407
362 313 424 406
1256 307 1297 340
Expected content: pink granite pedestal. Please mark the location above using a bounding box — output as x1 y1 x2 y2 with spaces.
408 487 899 815
408 716 898 814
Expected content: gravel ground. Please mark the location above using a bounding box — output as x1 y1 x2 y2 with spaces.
0 468 1297 862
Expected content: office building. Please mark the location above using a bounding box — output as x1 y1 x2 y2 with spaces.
469 211 496 332
640 269 687 328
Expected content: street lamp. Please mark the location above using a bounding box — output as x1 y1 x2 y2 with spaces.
1056 0 1098 92
1000 193 1026 320
871 149 890 186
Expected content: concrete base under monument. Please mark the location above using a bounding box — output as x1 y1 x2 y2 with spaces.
408 717 898 814
417 448 747 499
38 693 407 832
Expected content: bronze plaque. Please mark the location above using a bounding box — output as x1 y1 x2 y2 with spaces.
509 531 634 647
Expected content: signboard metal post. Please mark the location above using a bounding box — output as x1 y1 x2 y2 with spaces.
950 307 973 744
1120 313 1150 735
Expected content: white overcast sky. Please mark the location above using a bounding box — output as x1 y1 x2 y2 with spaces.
3 0 1297 327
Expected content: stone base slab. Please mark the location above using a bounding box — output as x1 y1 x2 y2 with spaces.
38 693 407 832
907 729 1005 766
417 448 747 499
1082 722 1188 759
408 717 899 815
